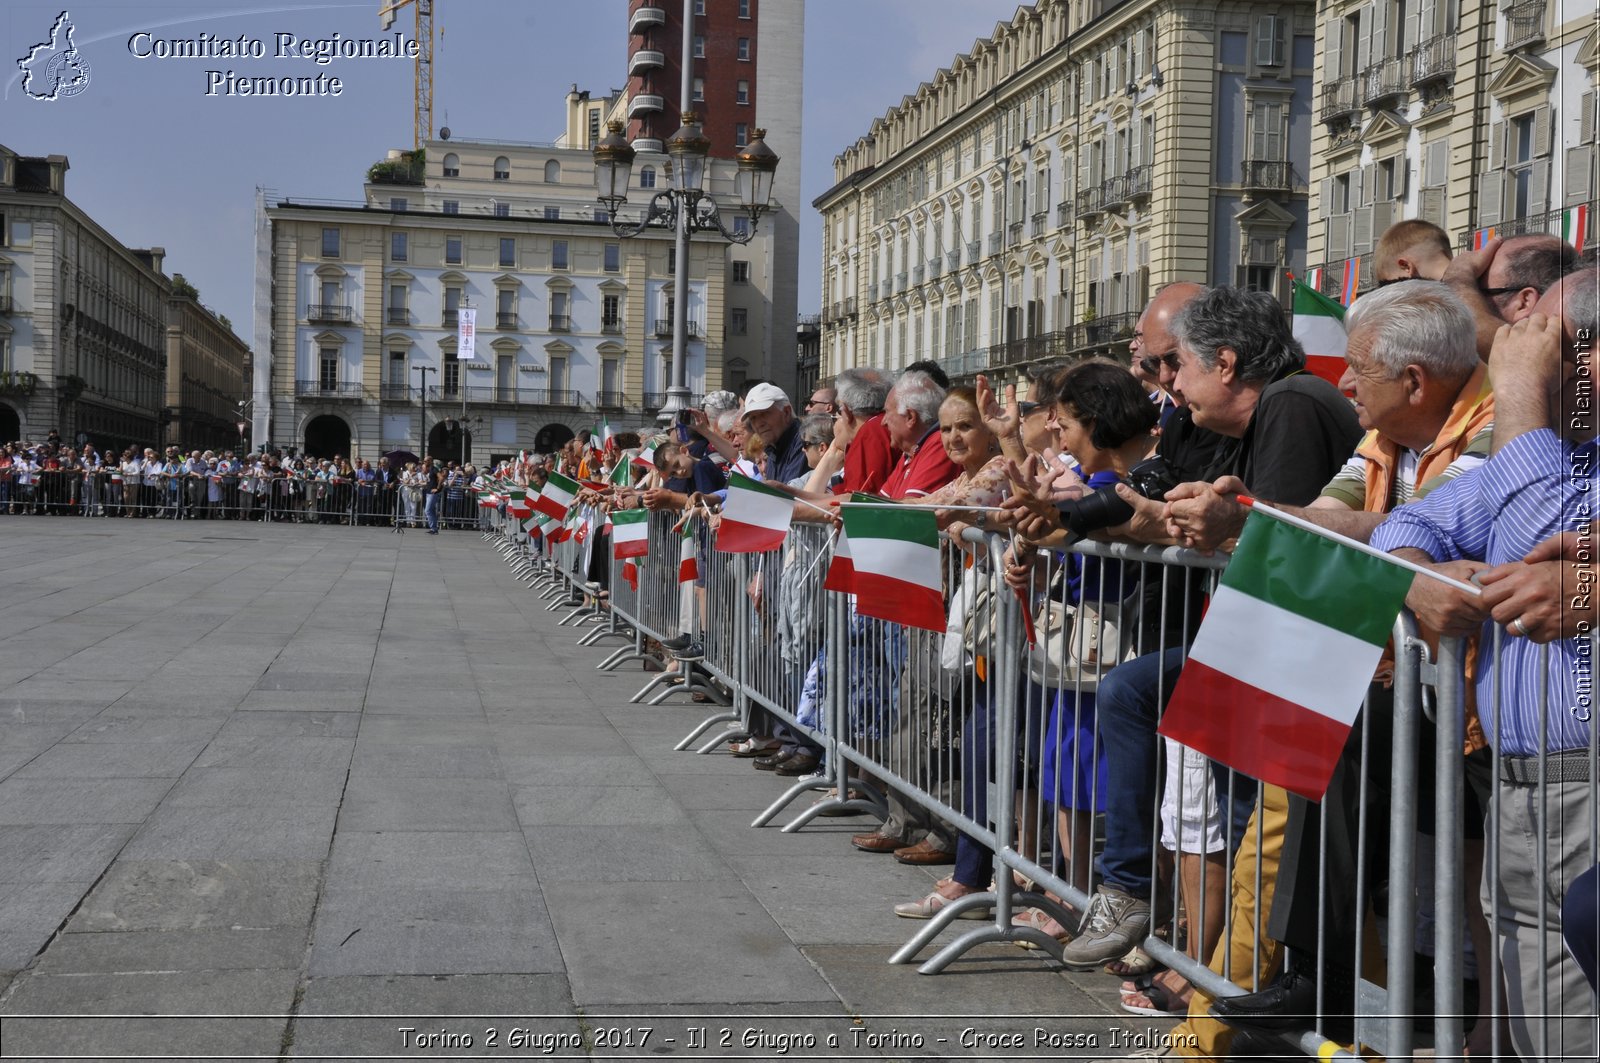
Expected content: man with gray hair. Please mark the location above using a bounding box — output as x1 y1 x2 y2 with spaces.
880 370 959 498
820 367 896 495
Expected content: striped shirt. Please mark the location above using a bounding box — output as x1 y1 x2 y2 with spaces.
1370 428 1598 755
1319 425 1493 510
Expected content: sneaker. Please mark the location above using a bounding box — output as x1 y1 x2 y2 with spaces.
1059 885 1150 970
660 633 693 652
671 641 704 662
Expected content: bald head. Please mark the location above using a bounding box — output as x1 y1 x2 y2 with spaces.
1133 282 1208 393
1488 235 1579 324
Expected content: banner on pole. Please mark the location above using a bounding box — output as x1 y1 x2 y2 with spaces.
457 307 477 360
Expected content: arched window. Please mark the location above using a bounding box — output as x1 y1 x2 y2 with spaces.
442 153 460 177
493 156 511 181
542 159 560 184
639 165 657 189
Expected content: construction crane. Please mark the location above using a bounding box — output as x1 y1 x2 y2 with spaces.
378 0 433 150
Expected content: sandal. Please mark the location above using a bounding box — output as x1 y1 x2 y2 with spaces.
1103 944 1159 977
1119 972 1191 1017
1011 907 1074 949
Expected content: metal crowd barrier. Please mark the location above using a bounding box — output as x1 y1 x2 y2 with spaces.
479 509 1599 1063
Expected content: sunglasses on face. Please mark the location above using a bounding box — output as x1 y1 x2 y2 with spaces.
1138 351 1181 374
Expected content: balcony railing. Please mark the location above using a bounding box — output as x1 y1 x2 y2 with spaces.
1409 35 1454 85
601 315 623 334
946 250 961 271
0 295 12 313
1241 160 1294 191
497 312 518 329
630 5 665 31
295 380 366 400
1030 212 1047 238
442 309 459 327
1319 77 1361 122
379 384 414 402
1362 56 1406 105
912 265 924 285
1057 201 1072 227
548 314 571 332
1076 185 1105 216
1124 165 1152 200
643 391 705 410
927 258 941 280
966 240 980 262
628 94 665 117
596 389 626 408
1505 0 1546 49
653 320 701 337
307 304 352 324
844 296 857 315
1074 311 1138 351
936 347 991 382
1456 201 1597 250
386 307 409 326
1101 174 1129 210
427 386 583 407
987 233 1003 255
629 49 665 74
896 271 908 292
987 330 1075 368
1007 221 1023 248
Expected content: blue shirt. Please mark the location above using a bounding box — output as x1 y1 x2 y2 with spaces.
1370 429 1598 755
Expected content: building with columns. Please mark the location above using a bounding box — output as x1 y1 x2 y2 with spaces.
815 0 1318 387
1306 0 1596 298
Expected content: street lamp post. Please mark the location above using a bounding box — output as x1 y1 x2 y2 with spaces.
235 398 256 451
415 364 436 459
593 24 779 423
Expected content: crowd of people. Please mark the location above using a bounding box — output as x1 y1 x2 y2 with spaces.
507 222 1597 1061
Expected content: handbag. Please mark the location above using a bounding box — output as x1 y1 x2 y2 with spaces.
1027 592 1139 690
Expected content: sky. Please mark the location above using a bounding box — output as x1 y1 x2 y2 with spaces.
1 0 1024 338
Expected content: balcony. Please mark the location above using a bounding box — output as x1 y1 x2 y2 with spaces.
601 315 623 334
844 296 856 315
629 49 664 74
1078 311 1138 350
987 233 1003 256
895 271 908 292
0 295 12 313
1319 77 1361 123
0 370 37 395
1241 160 1294 191
1410 35 1454 85
1101 174 1129 210
1057 201 1072 228
497 312 518 330
307 304 352 324
937 347 990 383
442 309 459 327
295 380 367 401
548 314 572 332
386 307 409 326
966 239 980 262
1030 212 1047 238
379 383 413 402
1124 164 1152 202
631 137 664 153
1076 185 1106 217
927 257 941 281
428 386 583 407
1008 221 1024 247
946 250 961 271
628 94 665 118
630 5 665 32
987 331 1074 368
596 389 626 408
644 391 706 410
1505 0 1546 49
653 320 701 337
1362 56 1406 106
1456 201 1596 250
911 265 924 286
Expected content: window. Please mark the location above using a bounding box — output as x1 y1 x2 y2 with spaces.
443 360 460 395
736 80 750 105
693 35 705 58
550 291 570 330
639 166 657 189
494 202 510 218
445 235 462 265
549 356 567 394
595 208 610 225
391 232 407 261
389 197 408 212
732 261 751 284
543 160 560 184
388 351 407 390
739 0 751 15
735 123 749 148
497 288 515 327
692 77 705 103
730 307 748 335
543 206 561 221
694 0 706 12
1511 112 1535 219
442 153 460 177
442 200 459 214
444 286 461 325
732 216 750 238
319 348 339 390
588 108 601 146
389 283 408 323
321 227 340 257
494 156 511 181
1249 98 1285 162
667 247 677 274
320 279 339 309
603 294 621 330
551 240 569 270
604 243 621 272
499 238 516 267
1255 15 1284 66
738 38 751 61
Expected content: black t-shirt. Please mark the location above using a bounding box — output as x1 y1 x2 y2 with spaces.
1157 407 1239 485
1231 372 1363 505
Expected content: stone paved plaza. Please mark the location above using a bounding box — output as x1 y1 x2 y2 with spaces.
0 518 1154 1061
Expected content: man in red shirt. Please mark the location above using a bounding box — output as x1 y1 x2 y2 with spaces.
881 371 960 499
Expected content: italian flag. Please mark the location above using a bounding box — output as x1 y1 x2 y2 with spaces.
1565 205 1588 252
609 458 632 487
534 472 579 521
506 488 531 517
678 520 699 583
622 557 639 591
612 509 649 559
716 472 794 553
824 528 854 592
1291 280 1348 388
526 510 548 538
841 505 945 632
1157 510 1413 802
633 445 657 471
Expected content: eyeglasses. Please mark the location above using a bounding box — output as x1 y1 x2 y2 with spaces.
1138 351 1181 374
803 440 829 450
1478 285 1527 298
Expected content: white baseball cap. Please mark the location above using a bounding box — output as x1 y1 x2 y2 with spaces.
742 383 791 416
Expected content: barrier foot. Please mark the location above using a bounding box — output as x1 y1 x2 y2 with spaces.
596 647 649 672
576 621 620 646
644 674 726 706
629 672 678 703
886 895 997 965
674 712 739 751
750 775 827 829
693 725 749 755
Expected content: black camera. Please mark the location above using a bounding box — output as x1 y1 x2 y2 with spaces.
674 409 694 426
1056 456 1178 535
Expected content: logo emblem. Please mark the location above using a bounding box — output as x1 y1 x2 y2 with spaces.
18 11 91 101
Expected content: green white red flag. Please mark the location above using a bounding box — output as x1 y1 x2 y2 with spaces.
824 494 874 592
611 509 649 559
1291 279 1347 388
506 488 531 517
841 505 945 632
534 472 579 520
633 445 657 470
716 472 794 553
622 557 639 591
1157 510 1413 801
678 520 698 583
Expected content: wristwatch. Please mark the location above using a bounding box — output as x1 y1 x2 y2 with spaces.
973 511 988 529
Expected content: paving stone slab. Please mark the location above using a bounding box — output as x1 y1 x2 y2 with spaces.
162 766 347 807
522 824 732 884
120 804 340 861
191 734 356 774
495 753 645 787
512 783 690 827
350 741 504 779
63 715 227 744
307 886 562 978
488 724 636 757
337 777 519 833
68 859 323 933
212 710 361 738
0 882 96 968
34 927 307 974
326 831 535 891
356 715 494 746
11 738 209 780
0 824 137 883
254 670 371 692
236 689 369 713
0 777 175 825
541 880 836 1006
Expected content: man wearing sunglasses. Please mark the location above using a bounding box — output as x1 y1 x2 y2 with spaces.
1442 233 1578 359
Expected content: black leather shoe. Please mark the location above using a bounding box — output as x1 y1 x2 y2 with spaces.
1209 964 1353 1040
753 751 790 771
775 752 821 776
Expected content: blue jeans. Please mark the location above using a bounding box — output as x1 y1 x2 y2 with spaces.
424 491 440 531
1095 646 1257 898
